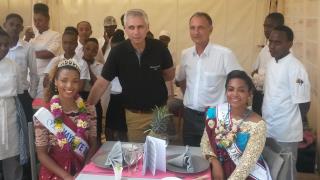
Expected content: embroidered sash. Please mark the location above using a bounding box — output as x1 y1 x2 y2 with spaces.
206 103 271 180
33 107 89 158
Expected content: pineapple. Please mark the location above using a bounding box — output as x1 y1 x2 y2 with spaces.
146 106 172 140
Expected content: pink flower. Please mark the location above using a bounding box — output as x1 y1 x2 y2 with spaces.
77 128 86 135
52 109 62 117
56 132 64 139
64 144 71 151
78 113 87 120
51 98 60 104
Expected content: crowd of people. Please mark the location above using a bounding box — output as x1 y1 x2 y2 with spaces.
0 2 311 180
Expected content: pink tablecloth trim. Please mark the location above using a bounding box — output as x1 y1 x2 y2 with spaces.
81 160 211 179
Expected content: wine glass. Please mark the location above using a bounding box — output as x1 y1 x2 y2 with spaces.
134 144 144 172
123 145 137 174
112 163 123 180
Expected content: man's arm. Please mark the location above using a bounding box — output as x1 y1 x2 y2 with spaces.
299 102 311 122
162 66 175 81
101 33 110 55
175 79 186 95
36 33 61 59
166 81 174 98
87 76 110 105
35 50 55 59
27 46 39 98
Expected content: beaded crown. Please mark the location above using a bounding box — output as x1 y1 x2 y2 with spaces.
57 59 80 72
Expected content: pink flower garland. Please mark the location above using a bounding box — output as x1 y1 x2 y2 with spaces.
50 94 89 151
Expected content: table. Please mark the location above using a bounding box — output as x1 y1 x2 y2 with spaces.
76 141 211 180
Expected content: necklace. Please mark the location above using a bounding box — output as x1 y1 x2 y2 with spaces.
50 94 89 150
231 108 251 121
215 107 252 148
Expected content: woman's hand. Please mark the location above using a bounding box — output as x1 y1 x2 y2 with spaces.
211 158 225 180
62 174 75 180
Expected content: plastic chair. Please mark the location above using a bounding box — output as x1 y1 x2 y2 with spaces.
263 138 294 180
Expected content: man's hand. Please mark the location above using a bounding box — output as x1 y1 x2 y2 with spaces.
43 74 49 88
87 76 110 105
251 69 259 77
102 32 110 55
103 31 110 42
162 67 175 81
175 79 186 95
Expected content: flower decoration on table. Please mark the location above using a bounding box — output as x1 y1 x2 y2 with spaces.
50 94 89 150
144 106 172 140
213 118 245 149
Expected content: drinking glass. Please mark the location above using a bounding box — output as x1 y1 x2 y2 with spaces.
123 145 137 174
112 163 123 180
134 144 144 172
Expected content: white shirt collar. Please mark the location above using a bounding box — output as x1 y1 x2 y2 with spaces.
192 43 211 57
9 40 24 51
77 39 83 48
36 29 50 36
274 53 293 64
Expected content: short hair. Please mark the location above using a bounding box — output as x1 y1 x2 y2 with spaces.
5 13 23 24
225 70 256 93
266 12 284 26
124 9 149 26
63 26 78 36
120 14 125 27
33 3 49 18
273 25 294 41
111 29 125 44
190 12 213 26
85 37 99 45
76 21 92 29
0 26 10 38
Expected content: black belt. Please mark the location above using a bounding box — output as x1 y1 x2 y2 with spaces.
185 107 205 116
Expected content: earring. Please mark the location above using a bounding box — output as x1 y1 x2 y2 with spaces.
54 86 58 94
248 96 252 106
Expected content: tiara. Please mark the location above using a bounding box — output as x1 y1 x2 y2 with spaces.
57 59 80 72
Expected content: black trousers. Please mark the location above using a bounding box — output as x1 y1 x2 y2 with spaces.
105 94 128 141
17 90 34 122
17 91 33 180
252 90 264 116
79 91 103 144
183 107 206 147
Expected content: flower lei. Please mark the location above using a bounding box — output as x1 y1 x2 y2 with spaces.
50 94 89 151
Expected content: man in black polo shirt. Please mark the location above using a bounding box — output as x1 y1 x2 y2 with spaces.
87 9 174 142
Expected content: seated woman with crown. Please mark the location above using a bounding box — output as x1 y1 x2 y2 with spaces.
34 59 97 180
200 70 271 180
